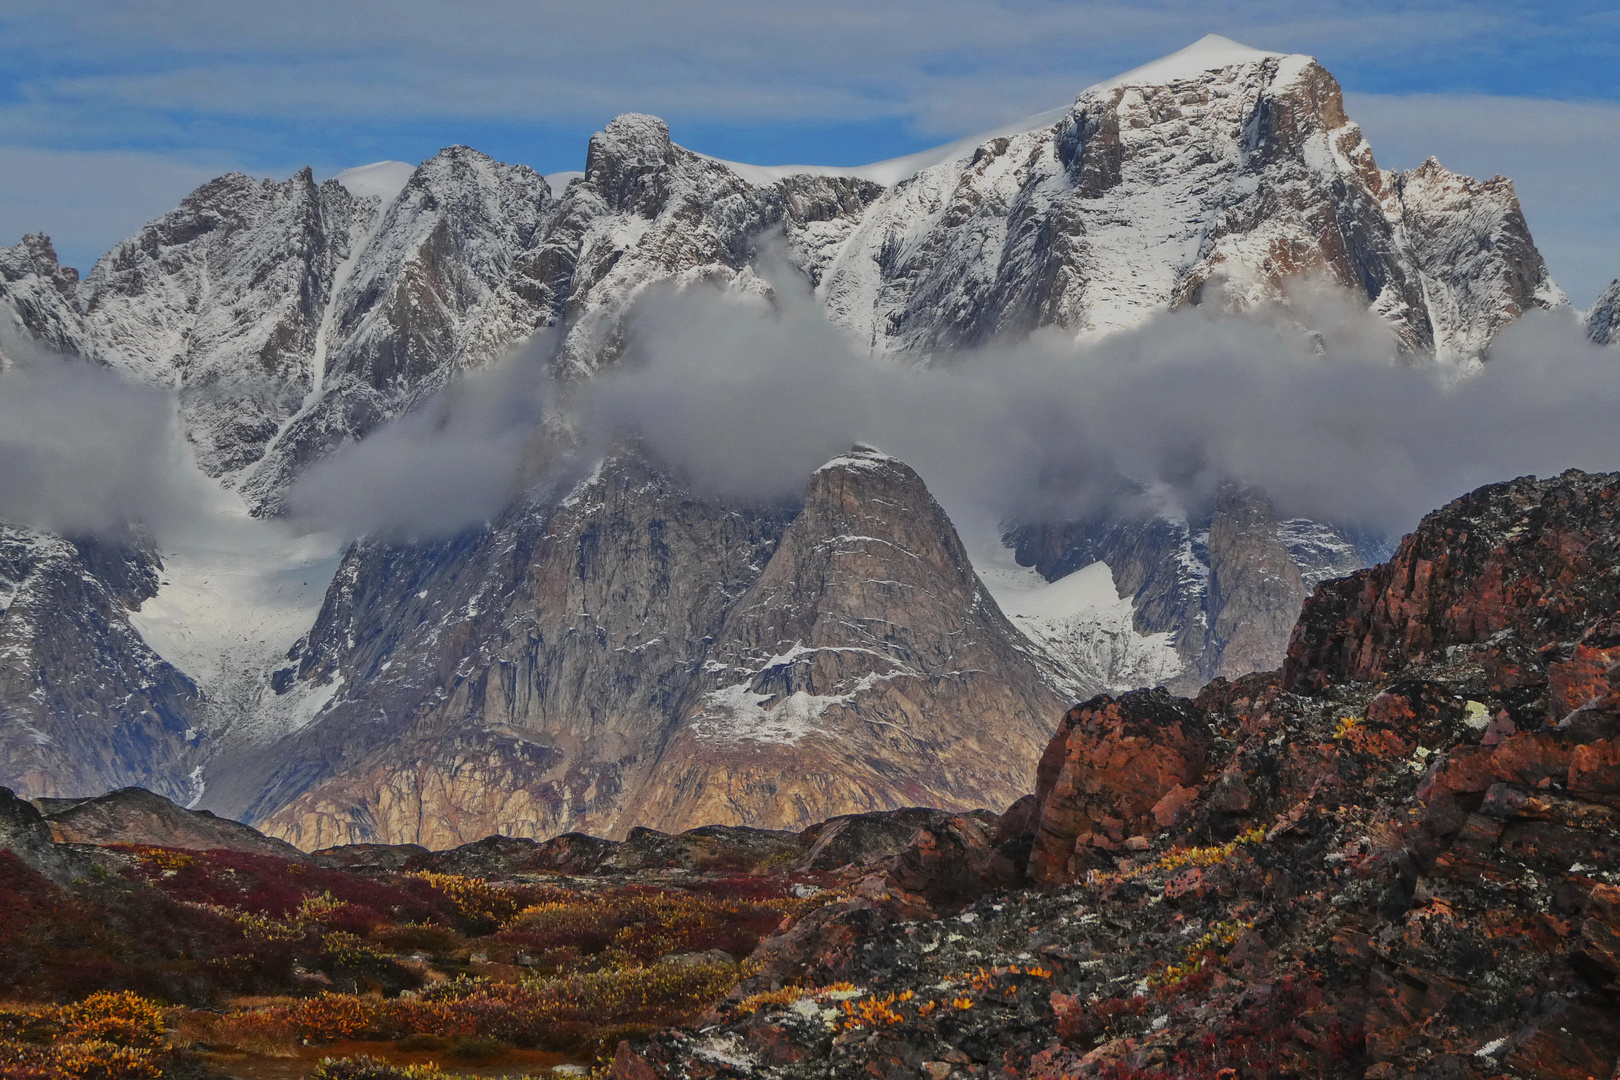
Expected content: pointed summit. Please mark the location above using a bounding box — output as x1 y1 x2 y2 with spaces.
1095 34 1287 91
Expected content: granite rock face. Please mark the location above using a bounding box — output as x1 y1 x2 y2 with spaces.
223 448 1063 848
621 449 1069 834
0 173 374 480
215 447 797 848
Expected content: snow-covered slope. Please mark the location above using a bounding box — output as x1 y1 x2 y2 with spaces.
125 501 343 770
1008 485 1385 692
1587 278 1620 346
978 554 1183 694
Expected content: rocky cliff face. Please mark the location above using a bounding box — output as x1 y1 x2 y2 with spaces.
1389 159 1564 366
208 447 796 848
540 114 885 378
619 449 1069 833
223 448 1065 848
0 527 203 804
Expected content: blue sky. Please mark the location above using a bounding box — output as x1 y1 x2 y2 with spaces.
2 1 1617 303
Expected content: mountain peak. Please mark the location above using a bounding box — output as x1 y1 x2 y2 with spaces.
1094 33 1288 91
592 113 675 165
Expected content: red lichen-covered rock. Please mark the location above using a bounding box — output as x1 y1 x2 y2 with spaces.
1548 615 1620 719
1284 471 1620 691
1569 740 1620 807
1028 690 1212 886
607 1041 659 1080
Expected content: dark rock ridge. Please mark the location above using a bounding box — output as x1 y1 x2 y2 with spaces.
39 785 308 861
0 527 203 804
220 447 1068 848
0 786 72 884
1284 468 1620 692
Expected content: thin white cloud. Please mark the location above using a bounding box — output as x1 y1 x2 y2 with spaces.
0 2 1531 132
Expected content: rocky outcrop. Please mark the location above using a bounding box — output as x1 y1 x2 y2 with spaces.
39 786 306 860
1388 159 1564 365
542 114 883 378
0 786 72 884
613 468 1620 1080
1026 692 1213 885
0 526 203 804
1284 468 1620 692
0 235 83 360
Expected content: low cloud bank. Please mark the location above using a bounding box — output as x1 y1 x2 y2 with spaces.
0 331 209 537
4 275 1618 548
584 276 1620 538
283 336 556 539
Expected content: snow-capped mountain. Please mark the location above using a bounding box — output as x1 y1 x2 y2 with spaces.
0 36 1577 841
1 173 373 479
2 39 1563 506
813 37 1563 362
1588 278 1620 346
